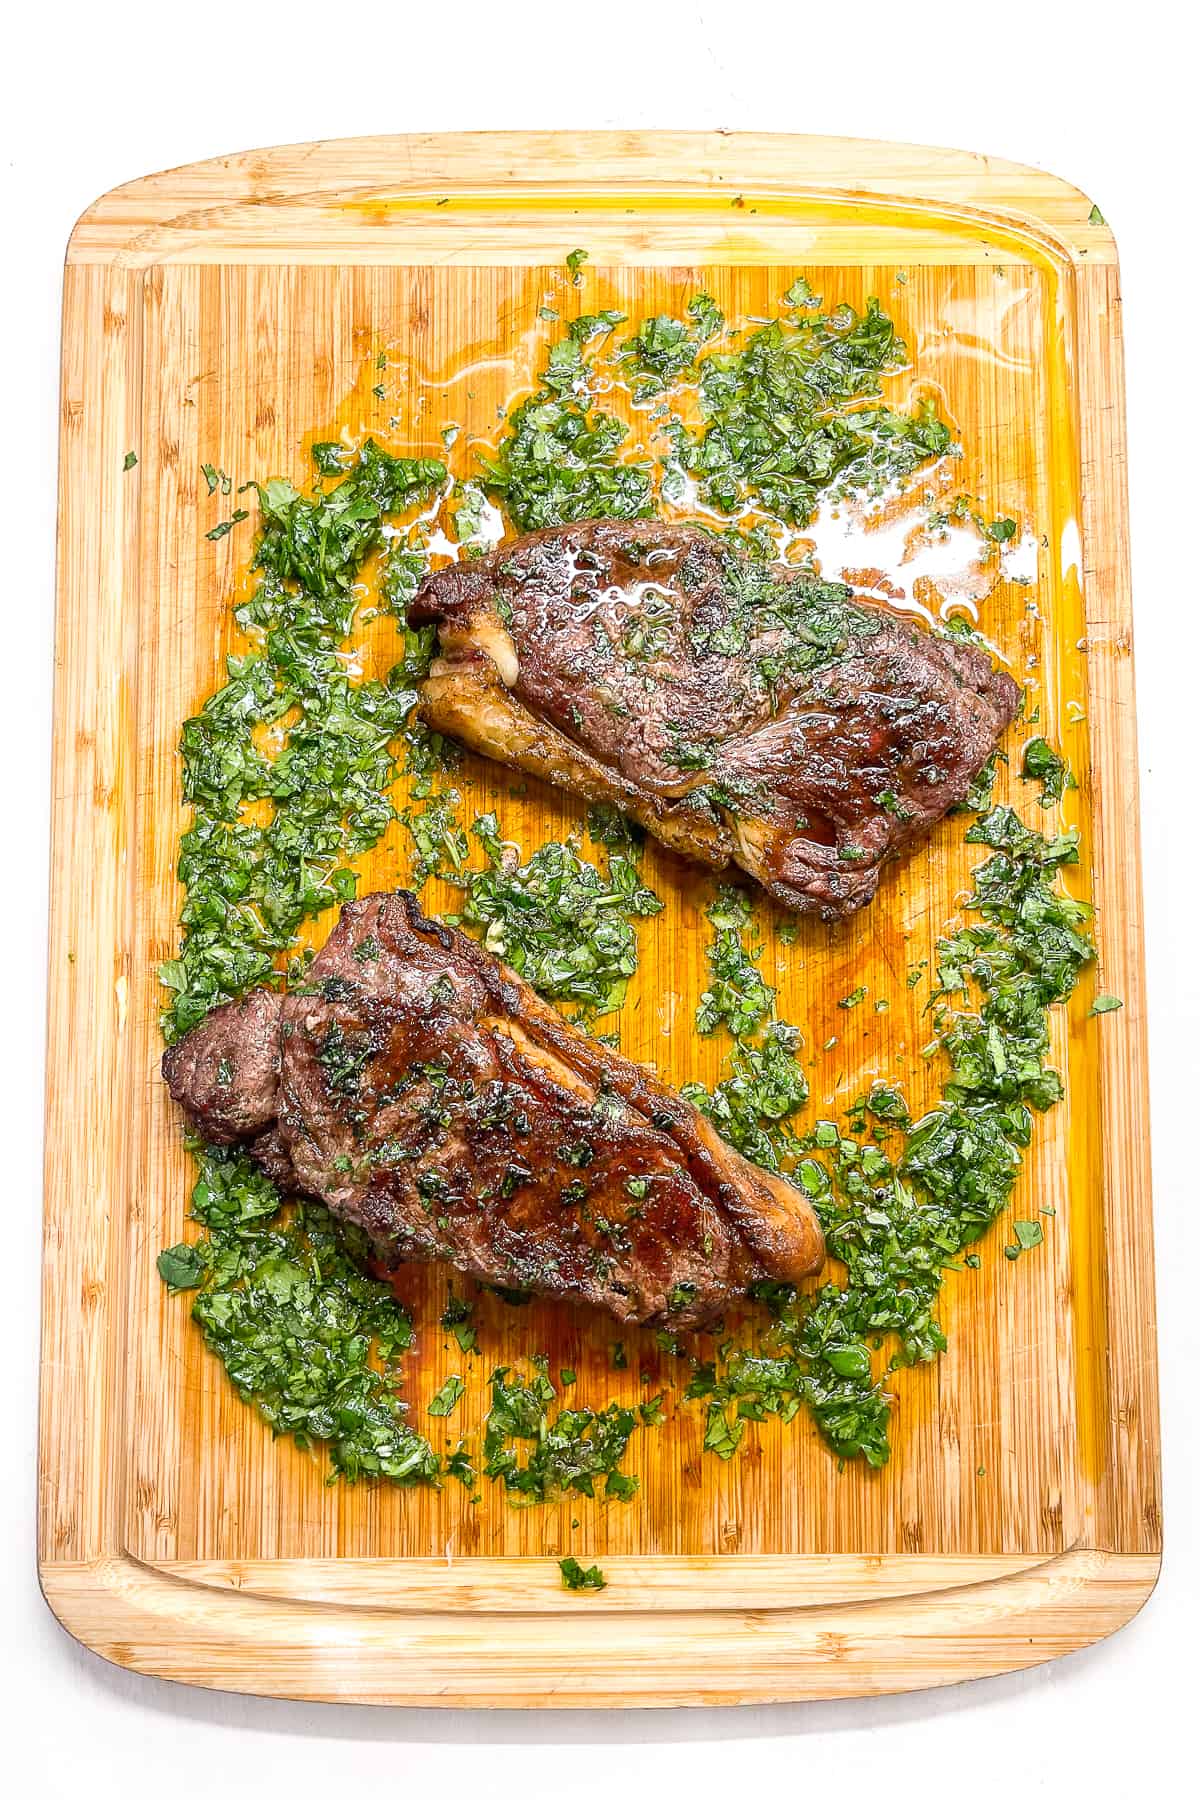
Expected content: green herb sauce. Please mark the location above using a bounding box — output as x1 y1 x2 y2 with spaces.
686 795 1095 1467
461 815 662 1018
479 279 955 543
158 277 1096 1505
483 1362 650 1503
159 1146 438 1483
159 440 445 1043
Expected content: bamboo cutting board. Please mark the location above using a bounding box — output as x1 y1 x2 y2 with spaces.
41 131 1160 1705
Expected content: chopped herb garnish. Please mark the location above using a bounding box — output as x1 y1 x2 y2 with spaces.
483 1364 641 1503
158 1148 436 1484
480 395 650 532
559 1555 606 1591
666 289 953 525
620 293 725 396
1021 737 1068 807
689 797 1095 1467
201 462 233 494
428 1374 466 1417
401 791 469 888
156 1241 204 1291
159 439 445 1044
441 1291 479 1354
684 1023 810 1172
205 510 248 541
696 887 775 1037
462 817 661 1016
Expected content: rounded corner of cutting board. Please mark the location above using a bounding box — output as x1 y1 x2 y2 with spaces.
33 1549 1163 1706
36 1557 136 1679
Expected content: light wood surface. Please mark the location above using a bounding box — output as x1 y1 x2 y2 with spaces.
41 131 1159 1706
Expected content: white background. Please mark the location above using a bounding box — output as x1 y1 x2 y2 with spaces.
4 3 1197 1793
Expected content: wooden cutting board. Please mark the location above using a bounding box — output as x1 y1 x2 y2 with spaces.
40 131 1160 1706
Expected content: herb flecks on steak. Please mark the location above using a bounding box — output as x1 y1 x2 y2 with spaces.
409 522 1020 920
163 891 824 1328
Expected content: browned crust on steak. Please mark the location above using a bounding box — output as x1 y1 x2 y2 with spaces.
410 521 1021 919
161 892 824 1328
162 986 282 1144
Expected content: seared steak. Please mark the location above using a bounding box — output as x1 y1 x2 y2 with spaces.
160 984 282 1145
409 521 1020 919
163 891 823 1327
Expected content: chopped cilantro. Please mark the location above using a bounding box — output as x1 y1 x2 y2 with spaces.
480 394 651 532
160 439 445 1043
252 440 444 599
441 1291 479 1354
1021 737 1068 807
445 1442 476 1487
684 1024 810 1172
159 1148 437 1485
961 753 1001 814
479 307 651 530
691 799 1096 1467
620 293 725 396
401 791 469 888
483 1365 641 1503
201 462 233 494
696 887 775 1037
428 1374 466 1417
675 289 953 524
156 1241 204 1291
559 1555 606 1590
462 817 661 1016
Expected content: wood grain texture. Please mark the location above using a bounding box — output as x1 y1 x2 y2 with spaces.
39 1551 1155 1707
40 132 1159 1705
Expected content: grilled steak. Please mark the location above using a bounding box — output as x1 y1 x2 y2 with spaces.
163 891 824 1327
409 521 1020 919
159 984 282 1145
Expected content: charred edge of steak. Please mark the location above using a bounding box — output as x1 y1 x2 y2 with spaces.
247 1124 303 1192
